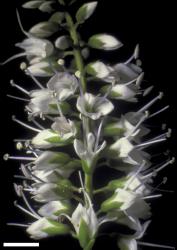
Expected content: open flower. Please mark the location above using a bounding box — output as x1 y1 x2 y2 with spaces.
51 117 77 138
77 93 114 120
74 133 106 173
47 72 78 101
16 37 54 61
101 188 151 219
26 217 70 239
38 201 72 220
108 137 150 166
101 84 137 102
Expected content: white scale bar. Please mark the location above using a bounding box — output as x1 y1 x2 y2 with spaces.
3 243 39 247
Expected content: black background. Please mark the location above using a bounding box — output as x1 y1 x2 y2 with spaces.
0 0 176 249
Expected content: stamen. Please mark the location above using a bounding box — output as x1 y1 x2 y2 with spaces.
14 175 32 181
0 52 27 65
16 9 29 37
7 223 29 228
10 80 30 95
3 154 36 161
14 201 40 220
155 157 175 173
143 194 162 200
31 119 45 130
21 189 41 218
12 115 42 132
148 105 170 119
138 241 175 249
7 94 29 102
124 161 146 190
25 68 44 89
126 112 148 138
151 177 168 193
143 86 154 96
135 137 166 149
137 92 164 114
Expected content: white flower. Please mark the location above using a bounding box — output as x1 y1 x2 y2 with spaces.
112 63 142 84
34 151 70 171
51 117 77 137
28 89 55 116
108 137 150 166
38 201 71 219
102 84 137 102
88 34 123 50
16 37 54 59
101 188 151 219
74 133 106 172
47 72 78 101
77 93 114 120
32 127 74 149
32 169 64 183
27 61 53 77
87 61 112 78
31 183 60 202
76 2 98 23
26 217 70 239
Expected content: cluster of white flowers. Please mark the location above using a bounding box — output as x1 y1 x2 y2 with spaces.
2 0 175 250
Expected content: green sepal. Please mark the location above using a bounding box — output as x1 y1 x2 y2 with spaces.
78 219 91 248
101 194 124 212
84 239 95 250
88 35 105 49
42 219 70 236
55 179 74 198
48 152 70 165
85 63 97 76
103 123 125 137
107 177 128 191
101 85 122 98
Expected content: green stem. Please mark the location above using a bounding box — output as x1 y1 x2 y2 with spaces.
85 173 93 197
65 12 87 92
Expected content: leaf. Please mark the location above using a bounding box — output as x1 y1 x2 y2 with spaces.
76 2 98 24
78 219 91 248
39 1 55 13
49 12 65 24
88 34 122 50
29 21 58 38
22 0 43 9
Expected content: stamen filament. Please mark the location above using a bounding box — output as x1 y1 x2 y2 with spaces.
12 116 42 132
7 94 29 102
137 92 163 114
25 68 44 89
148 105 170 119
10 80 30 95
138 241 175 249
7 223 29 228
0 52 27 65
14 201 40 220
135 138 166 149
143 194 162 200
